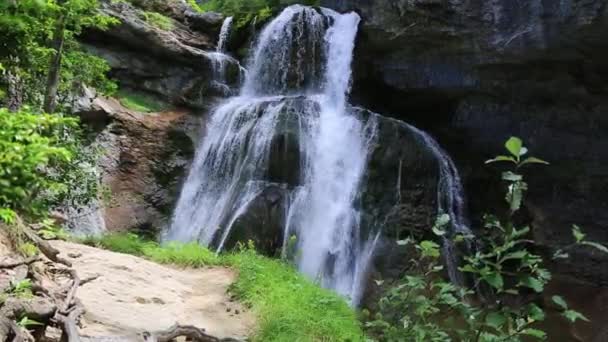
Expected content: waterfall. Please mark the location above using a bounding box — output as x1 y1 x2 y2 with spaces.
168 4 472 305
402 124 472 286
217 16 233 53
208 16 236 92
168 5 377 304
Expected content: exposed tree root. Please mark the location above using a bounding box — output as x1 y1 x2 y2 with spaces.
142 324 240 342
1 215 235 341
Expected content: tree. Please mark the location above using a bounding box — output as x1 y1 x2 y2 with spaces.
0 0 117 112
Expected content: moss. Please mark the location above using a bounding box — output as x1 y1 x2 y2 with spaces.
82 233 365 341
116 90 169 113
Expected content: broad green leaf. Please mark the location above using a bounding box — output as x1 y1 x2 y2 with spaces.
522 328 547 339
485 155 517 164
519 276 544 292
501 250 528 262
520 156 550 167
581 241 608 254
563 310 589 323
484 272 504 290
419 240 441 258
527 303 545 321
551 295 568 309
505 137 523 158
485 312 506 329
572 225 585 243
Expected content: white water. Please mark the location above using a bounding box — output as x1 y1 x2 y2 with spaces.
402 124 472 286
168 5 471 305
168 5 377 304
217 16 233 53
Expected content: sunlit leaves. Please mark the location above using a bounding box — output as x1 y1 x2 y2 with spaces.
0 107 77 215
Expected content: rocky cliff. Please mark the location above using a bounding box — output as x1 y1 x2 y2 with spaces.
321 0 608 286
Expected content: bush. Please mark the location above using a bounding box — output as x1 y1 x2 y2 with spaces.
0 107 78 217
365 137 599 341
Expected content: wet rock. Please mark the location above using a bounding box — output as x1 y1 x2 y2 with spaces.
82 0 240 109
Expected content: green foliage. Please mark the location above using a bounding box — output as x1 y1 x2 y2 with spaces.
82 233 364 341
0 0 117 111
116 90 168 113
8 279 33 299
141 11 174 30
200 0 320 28
0 107 77 215
367 137 588 342
227 247 363 341
17 316 44 328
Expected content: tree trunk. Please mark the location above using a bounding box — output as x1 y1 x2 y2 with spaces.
43 15 66 114
6 67 23 112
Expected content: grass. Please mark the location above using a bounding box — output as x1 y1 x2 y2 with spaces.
81 233 364 341
115 90 168 113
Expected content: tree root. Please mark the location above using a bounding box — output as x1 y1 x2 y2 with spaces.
141 324 241 342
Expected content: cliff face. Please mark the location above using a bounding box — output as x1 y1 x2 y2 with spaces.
321 0 608 287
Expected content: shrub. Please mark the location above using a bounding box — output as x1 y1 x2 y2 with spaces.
366 137 597 341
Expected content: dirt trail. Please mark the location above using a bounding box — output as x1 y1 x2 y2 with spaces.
50 241 255 340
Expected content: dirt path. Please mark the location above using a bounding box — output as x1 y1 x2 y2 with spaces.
51 241 255 340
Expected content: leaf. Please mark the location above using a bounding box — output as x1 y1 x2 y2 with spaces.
485 155 517 164
519 147 529 156
419 241 441 258
484 272 504 290
572 225 585 243
551 295 568 310
505 137 523 158
501 250 528 262
502 171 523 182
519 276 544 292
485 312 506 329
432 226 447 236
396 238 412 246
435 214 451 227
522 328 547 339
563 310 589 323
520 156 550 167
581 241 608 254
552 249 569 260
527 303 545 321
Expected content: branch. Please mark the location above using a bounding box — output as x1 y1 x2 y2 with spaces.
143 324 241 342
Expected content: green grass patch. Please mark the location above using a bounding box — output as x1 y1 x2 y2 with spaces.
81 233 364 341
115 90 168 113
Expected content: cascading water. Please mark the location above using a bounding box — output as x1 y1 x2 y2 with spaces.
217 16 233 53
168 4 472 306
168 5 377 304
399 122 472 286
208 16 238 92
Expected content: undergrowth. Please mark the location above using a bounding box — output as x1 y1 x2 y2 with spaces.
116 90 168 113
81 233 364 341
